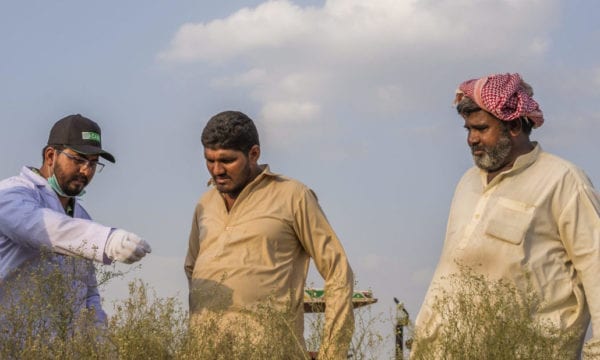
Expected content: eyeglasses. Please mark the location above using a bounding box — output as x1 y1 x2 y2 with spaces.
58 150 105 173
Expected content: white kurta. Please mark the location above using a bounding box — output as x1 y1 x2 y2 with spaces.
416 144 600 354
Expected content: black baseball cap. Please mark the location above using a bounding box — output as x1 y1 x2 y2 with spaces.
47 114 115 163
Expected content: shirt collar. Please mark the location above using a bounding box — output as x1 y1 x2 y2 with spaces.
255 164 277 179
206 164 277 187
510 141 541 172
22 166 77 213
480 142 541 185
23 166 48 186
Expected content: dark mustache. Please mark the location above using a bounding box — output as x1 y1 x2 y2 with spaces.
71 175 89 185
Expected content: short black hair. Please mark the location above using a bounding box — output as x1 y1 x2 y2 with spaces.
201 111 260 153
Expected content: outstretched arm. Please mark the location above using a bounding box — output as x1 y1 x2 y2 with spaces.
0 187 111 263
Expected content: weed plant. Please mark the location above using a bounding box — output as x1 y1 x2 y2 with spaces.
306 305 387 360
0 253 111 359
410 267 581 360
0 256 388 359
2 256 587 359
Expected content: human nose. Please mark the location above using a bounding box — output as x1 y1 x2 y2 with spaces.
79 163 95 176
467 130 479 146
210 161 225 175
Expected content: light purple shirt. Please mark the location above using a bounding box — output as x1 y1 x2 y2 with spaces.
0 166 112 324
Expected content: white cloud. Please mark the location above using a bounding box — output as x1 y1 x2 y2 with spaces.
261 99 320 124
158 0 561 130
211 67 268 87
160 0 558 63
158 1 311 63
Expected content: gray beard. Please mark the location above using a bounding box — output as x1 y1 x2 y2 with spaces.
472 135 512 172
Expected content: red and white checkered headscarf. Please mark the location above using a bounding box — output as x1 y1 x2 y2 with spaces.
454 73 544 128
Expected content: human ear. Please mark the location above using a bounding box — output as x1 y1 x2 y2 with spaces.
508 120 523 136
248 145 260 163
44 147 56 167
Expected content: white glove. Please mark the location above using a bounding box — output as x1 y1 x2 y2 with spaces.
104 229 152 264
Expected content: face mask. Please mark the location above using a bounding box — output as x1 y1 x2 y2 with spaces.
48 173 86 198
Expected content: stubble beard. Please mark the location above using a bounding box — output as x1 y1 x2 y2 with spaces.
472 133 513 172
53 162 89 196
216 163 254 197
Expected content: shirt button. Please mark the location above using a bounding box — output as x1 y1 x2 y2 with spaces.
225 226 233 231
474 214 480 219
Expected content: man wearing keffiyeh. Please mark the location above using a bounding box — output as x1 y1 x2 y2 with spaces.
412 73 600 359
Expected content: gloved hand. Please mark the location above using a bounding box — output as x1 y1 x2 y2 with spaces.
104 229 152 264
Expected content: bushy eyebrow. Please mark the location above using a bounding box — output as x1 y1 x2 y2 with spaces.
464 124 488 130
64 149 100 161
204 153 238 162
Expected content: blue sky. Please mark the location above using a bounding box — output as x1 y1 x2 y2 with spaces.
1 0 599 353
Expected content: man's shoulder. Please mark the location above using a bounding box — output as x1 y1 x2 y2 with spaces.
194 169 313 205
456 166 481 184
275 174 304 187
259 173 313 199
537 150 576 168
535 151 583 177
534 151 590 183
197 186 219 204
0 168 39 192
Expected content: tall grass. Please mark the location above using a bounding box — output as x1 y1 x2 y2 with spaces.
410 267 581 359
306 304 387 359
0 253 111 359
3 256 586 359
0 256 387 359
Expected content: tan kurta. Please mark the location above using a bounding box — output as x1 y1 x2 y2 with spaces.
185 165 354 358
415 144 600 355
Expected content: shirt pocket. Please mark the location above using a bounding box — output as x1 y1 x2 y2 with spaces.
485 197 535 245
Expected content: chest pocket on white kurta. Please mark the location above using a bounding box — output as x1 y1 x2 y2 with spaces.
485 197 535 245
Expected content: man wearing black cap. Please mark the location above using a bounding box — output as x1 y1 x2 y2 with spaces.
0 114 152 331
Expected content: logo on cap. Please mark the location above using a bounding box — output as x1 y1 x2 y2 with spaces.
82 132 101 143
